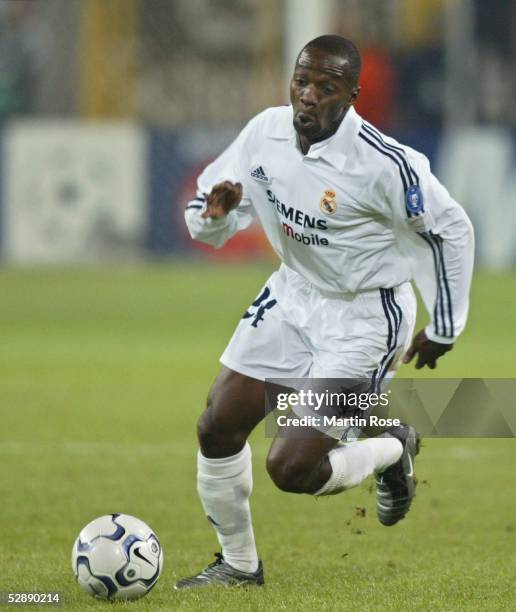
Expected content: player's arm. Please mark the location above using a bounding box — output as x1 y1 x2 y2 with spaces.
184 120 256 249
388 153 475 369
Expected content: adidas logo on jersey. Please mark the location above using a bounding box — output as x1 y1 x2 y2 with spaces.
250 165 270 183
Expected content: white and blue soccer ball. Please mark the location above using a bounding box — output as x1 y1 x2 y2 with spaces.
71 514 163 601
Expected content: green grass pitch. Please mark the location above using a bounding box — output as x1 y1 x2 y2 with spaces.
0 263 515 611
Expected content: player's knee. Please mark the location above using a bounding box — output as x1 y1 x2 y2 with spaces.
197 391 246 456
196 409 215 448
266 452 313 494
197 407 233 452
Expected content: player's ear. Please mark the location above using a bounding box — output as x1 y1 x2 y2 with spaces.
349 85 360 104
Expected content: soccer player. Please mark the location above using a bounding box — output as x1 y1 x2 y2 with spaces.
176 35 474 588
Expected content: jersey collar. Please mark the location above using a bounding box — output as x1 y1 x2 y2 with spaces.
304 106 362 171
267 106 362 172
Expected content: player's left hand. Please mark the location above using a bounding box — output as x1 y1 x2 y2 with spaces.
402 329 453 369
201 181 243 219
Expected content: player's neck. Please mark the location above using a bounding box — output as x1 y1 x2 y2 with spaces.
298 127 336 155
296 111 348 155
298 134 312 155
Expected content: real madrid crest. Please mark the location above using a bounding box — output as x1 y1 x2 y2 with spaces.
320 189 337 215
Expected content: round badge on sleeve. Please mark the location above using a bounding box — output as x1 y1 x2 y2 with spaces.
405 185 424 214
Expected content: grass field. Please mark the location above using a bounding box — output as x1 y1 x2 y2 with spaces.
0 262 515 611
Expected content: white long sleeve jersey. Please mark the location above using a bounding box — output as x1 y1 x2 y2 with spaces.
185 105 474 344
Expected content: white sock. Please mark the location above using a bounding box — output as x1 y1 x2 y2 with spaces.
197 442 258 573
315 436 403 496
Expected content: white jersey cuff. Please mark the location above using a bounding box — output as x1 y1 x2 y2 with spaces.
424 324 456 345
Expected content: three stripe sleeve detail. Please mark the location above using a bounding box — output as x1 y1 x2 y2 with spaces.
361 121 419 188
417 232 454 337
371 288 403 393
185 195 206 211
359 121 454 339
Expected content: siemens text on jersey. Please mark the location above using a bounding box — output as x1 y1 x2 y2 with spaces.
266 189 330 247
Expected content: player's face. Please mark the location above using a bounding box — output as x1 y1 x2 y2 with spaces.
290 47 359 148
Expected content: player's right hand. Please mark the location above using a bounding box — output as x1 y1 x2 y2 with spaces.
201 181 243 219
403 329 453 369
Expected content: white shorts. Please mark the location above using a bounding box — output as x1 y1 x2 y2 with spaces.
220 264 417 384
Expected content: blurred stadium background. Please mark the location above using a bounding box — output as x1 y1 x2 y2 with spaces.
1 1 515 609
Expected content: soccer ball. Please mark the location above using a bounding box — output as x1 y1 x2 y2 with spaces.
71 514 163 601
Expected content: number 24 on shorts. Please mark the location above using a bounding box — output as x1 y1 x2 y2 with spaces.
242 286 277 328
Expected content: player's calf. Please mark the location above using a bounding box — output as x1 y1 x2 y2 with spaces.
266 453 331 494
266 428 336 493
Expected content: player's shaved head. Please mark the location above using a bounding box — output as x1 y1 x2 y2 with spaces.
299 35 361 87
290 35 361 151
